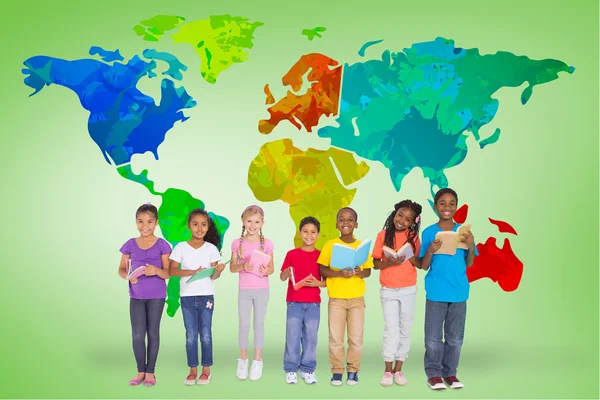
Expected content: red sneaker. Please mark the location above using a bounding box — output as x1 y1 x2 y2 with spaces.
427 376 446 390
443 376 464 389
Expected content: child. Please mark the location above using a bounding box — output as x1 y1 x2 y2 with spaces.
419 188 477 390
168 209 227 385
372 200 423 387
118 203 171 387
280 216 326 385
318 207 373 386
230 205 275 381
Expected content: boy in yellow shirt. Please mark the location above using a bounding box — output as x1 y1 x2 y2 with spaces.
318 207 374 386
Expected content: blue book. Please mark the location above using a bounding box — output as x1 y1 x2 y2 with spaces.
330 239 372 271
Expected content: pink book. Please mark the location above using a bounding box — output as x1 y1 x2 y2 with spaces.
290 267 315 291
247 249 271 277
127 260 146 281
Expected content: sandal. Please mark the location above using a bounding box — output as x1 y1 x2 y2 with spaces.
184 373 197 385
197 373 211 385
144 376 156 387
128 377 144 386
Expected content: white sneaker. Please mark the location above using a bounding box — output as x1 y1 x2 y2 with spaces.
236 358 248 380
380 372 393 386
394 371 408 385
299 371 317 384
286 372 298 384
249 359 263 381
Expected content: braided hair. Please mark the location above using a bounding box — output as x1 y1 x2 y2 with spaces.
187 209 221 248
238 205 265 260
382 200 422 253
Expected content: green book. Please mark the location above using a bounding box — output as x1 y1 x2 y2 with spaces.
187 267 216 283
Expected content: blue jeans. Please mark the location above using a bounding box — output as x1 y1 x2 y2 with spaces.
181 295 214 367
283 302 320 373
424 300 466 379
130 298 165 373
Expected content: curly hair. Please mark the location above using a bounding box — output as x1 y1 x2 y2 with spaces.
188 208 221 248
382 199 422 253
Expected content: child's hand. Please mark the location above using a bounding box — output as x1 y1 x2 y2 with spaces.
384 255 405 266
353 267 365 278
130 278 139 284
304 277 319 287
144 265 158 276
282 268 291 280
341 268 355 278
427 239 442 254
243 263 253 273
464 231 475 249
215 263 226 273
259 264 268 275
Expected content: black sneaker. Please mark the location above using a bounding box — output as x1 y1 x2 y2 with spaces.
330 373 343 386
347 372 359 385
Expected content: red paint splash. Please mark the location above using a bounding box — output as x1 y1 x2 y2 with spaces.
488 218 518 235
467 237 523 292
454 204 469 223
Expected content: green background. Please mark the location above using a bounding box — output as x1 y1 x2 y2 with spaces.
1 0 598 398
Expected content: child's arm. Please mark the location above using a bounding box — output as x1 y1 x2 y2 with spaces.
319 264 349 278
154 253 171 279
210 261 227 280
118 254 129 280
373 256 405 270
410 256 422 269
230 251 253 273
168 259 196 277
280 268 291 281
420 239 442 271
465 231 476 267
304 276 326 287
354 267 372 278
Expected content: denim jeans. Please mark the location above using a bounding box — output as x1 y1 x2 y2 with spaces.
283 302 320 373
424 300 467 379
130 298 165 373
181 295 214 367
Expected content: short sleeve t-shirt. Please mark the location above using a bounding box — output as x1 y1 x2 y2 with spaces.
231 238 274 290
419 223 479 302
120 238 171 300
280 248 322 303
372 229 420 289
170 241 221 297
317 237 374 299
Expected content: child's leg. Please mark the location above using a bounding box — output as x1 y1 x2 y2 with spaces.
441 301 466 378
252 288 269 359
328 298 347 374
283 302 303 372
299 303 320 373
238 290 253 358
198 295 214 371
145 298 165 374
181 296 200 370
380 288 401 371
346 297 365 373
130 298 148 374
394 286 417 370
424 300 448 378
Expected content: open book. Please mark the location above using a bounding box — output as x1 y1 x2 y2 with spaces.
247 249 271 277
187 267 216 283
330 239 372 271
382 242 414 262
127 260 146 281
434 224 472 255
289 267 315 291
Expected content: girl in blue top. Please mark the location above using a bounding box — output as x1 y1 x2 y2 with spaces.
419 188 477 391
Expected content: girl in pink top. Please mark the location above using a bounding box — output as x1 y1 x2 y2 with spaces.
229 205 275 381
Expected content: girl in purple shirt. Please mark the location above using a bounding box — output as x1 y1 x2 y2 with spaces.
118 203 171 387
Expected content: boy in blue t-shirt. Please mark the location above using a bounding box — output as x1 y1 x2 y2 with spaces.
419 188 478 391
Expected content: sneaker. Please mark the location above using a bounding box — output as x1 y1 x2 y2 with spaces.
379 372 393 387
236 358 248 380
346 372 359 385
286 372 298 384
330 373 343 386
299 371 317 384
393 371 408 386
443 376 464 389
184 373 197 385
427 376 446 390
249 359 263 381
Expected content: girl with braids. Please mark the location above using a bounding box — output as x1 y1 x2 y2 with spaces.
229 205 274 381
371 200 423 387
169 209 227 385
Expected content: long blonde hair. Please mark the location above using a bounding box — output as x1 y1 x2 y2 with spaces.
238 205 265 260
